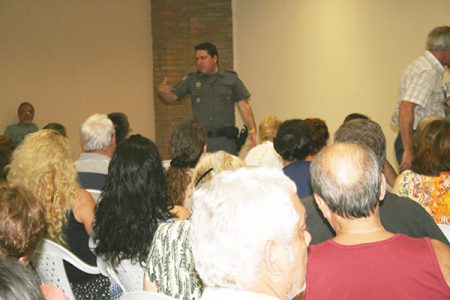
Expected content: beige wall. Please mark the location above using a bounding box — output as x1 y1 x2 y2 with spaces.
0 0 154 159
233 0 450 167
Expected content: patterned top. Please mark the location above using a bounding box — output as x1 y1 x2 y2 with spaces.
393 170 450 224
145 220 202 300
391 51 446 129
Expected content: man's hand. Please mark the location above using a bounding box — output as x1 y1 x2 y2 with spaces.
247 129 257 148
158 77 172 94
399 149 413 172
158 77 178 103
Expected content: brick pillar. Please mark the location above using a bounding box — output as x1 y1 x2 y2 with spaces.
151 0 233 159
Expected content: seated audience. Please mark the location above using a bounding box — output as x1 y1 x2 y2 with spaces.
144 151 245 300
166 120 206 211
245 116 283 168
274 119 313 198
0 182 68 300
306 143 450 299
393 118 450 224
43 122 67 137
75 113 116 190
108 112 132 144
191 167 311 300
0 146 12 181
305 118 448 245
4 102 39 145
93 135 172 294
304 118 329 157
7 129 109 300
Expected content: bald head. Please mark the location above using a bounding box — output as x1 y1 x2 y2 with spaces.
310 143 382 218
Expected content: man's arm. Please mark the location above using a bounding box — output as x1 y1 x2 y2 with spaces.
237 100 257 148
398 101 416 172
158 77 179 104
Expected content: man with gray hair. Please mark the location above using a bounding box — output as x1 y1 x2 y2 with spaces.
75 113 116 190
391 25 450 171
305 143 450 299
304 118 448 245
190 167 311 300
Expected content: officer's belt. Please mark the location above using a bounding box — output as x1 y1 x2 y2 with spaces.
207 126 238 139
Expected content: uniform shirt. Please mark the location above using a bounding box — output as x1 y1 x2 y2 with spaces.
174 70 251 131
391 51 446 129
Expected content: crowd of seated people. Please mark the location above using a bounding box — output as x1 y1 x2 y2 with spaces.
1 108 449 300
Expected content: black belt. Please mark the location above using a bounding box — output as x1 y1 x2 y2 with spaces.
207 126 238 139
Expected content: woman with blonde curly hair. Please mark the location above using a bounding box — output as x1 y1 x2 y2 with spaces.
7 129 109 300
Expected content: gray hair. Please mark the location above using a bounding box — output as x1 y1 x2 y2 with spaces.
310 143 381 218
426 26 450 51
190 167 299 290
334 119 385 172
80 114 114 151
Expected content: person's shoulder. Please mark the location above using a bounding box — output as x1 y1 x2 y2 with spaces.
430 238 450 284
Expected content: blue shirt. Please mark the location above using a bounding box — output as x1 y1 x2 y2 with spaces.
283 160 312 198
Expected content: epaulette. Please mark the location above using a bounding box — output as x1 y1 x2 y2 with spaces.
224 70 237 74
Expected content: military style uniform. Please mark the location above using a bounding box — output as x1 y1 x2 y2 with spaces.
173 69 251 154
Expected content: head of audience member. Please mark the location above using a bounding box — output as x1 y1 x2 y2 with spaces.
0 146 12 182
0 258 44 300
274 119 312 163
0 183 46 263
412 118 450 176
166 120 207 206
94 135 171 267
108 112 131 144
413 115 442 146
191 167 311 299
426 26 450 65
17 102 35 125
194 42 219 74
0 135 15 150
7 129 78 245
258 116 282 143
334 119 386 172
80 113 116 157
343 113 369 123
184 151 245 210
43 123 67 137
304 118 329 156
310 143 386 226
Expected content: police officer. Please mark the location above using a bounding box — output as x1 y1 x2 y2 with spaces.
158 42 257 155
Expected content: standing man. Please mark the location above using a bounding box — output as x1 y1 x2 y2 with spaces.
158 42 257 155
391 26 450 171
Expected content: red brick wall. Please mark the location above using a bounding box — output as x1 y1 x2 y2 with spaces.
151 0 233 159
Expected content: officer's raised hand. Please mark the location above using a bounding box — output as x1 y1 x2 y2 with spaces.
158 77 178 103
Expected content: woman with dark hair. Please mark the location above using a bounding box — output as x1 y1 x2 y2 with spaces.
304 118 329 156
93 135 172 292
393 118 450 224
166 120 206 210
274 119 313 198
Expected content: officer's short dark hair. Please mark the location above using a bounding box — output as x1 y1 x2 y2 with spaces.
194 42 219 58
274 119 312 161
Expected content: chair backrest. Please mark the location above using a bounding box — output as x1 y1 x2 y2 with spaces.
437 224 450 243
120 291 177 300
86 188 102 204
32 239 100 300
106 259 144 293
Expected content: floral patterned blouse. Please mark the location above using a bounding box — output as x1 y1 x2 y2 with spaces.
144 220 203 300
393 170 450 225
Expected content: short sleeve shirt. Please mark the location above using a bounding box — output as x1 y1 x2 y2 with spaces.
173 70 251 131
391 51 446 129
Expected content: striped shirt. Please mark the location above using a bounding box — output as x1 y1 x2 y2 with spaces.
391 51 446 129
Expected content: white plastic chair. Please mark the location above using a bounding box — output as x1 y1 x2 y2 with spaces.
120 291 177 300
86 188 102 204
105 259 145 293
32 239 101 300
438 224 450 243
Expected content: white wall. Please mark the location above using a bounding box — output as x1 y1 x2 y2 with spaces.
233 0 450 167
0 0 154 159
